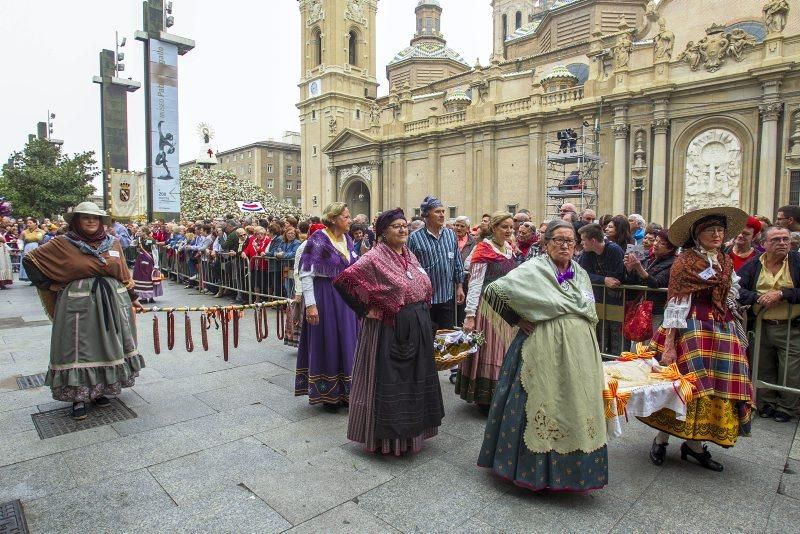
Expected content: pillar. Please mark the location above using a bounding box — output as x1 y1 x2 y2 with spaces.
650 100 670 225
528 122 543 222
612 106 629 214
758 102 783 216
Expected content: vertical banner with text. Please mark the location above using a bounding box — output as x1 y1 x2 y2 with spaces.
148 39 180 215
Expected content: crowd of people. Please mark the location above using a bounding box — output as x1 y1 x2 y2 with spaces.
5 197 800 494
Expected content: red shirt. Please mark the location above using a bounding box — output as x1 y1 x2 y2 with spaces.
729 248 758 272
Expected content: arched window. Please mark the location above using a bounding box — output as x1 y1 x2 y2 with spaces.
313 28 322 66
502 14 508 40
515 11 522 29
348 31 357 66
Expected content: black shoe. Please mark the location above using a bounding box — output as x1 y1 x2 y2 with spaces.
774 410 792 423
71 402 88 421
322 403 339 413
477 404 491 415
680 442 723 472
94 396 111 408
649 438 668 466
759 405 776 418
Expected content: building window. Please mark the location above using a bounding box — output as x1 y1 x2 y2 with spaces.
312 110 317 120
286 181 293 190
449 206 457 219
414 208 421 217
267 164 273 174
297 166 301 176
267 179 274 189
247 163 252 174
287 165 293 175
313 28 322 66
248 150 252 158
348 31 358 66
356 109 361 120
296 180 301 192
507 204 518 213
515 11 522 30
297 198 303 206
502 14 508 41
313 145 318 156
791 170 800 206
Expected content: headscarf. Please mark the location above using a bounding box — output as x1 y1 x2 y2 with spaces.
420 196 443 217
374 208 405 238
66 215 107 244
745 215 763 235
309 223 326 236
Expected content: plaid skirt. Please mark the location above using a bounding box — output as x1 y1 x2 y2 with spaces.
641 306 754 445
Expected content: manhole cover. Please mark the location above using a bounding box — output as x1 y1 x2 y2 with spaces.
31 398 137 440
0 499 29 534
16 373 46 390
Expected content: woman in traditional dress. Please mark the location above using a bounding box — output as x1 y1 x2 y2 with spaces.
18 218 44 282
478 219 608 492
132 228 163 303
296 202 358 411
22 202 144 420
335 208 444 455
0 233 12 289
641 208 753 472
456 211 518 411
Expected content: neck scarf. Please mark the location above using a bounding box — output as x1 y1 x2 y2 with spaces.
334 242 432 323
668 248 732 321
66 220 107 244
471 238 512 265
298 228 355 278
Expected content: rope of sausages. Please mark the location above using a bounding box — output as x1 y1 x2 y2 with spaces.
136 301 291 314
233 310 240 349
201 314 209 351
166 311 175 350
276 304 285 340
254 308 263 342
221 310 230 362
153 315 161 355
185 313 194 353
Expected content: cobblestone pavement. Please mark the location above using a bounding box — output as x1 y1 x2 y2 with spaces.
1 276 800 533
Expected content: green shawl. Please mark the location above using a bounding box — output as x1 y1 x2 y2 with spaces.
483 255 607 455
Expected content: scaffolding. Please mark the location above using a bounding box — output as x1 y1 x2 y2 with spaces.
545 125 600 221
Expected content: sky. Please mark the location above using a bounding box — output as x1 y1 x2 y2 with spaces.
0 0 493 186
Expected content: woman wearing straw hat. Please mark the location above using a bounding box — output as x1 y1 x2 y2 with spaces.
641 207 754 472
22 202 145 420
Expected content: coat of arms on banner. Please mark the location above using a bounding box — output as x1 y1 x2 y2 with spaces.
119 180 131 203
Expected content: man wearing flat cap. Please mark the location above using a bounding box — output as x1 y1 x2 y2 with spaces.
408 196 465 331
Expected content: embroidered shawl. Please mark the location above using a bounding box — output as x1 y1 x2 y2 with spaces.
334 243 432 323
668 248 732 321
298 228 356 278
470 239 512 265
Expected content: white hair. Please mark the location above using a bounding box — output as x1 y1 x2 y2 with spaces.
455 215 471 226
629 214 645 228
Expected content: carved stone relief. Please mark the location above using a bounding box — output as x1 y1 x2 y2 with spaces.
653 18 675 62
684 129 742 211
345 0 367 25
788 110 800 160
337 164 374 189
307 0 323 26
677 25 757 73
632 130 648 171
613 32 633 70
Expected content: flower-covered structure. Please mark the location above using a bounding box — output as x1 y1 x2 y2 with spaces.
180 167 302 220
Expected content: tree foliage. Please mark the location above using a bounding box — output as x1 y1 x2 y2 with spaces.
0 138 97 219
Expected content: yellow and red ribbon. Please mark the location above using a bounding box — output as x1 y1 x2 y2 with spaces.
603 378 632 420
619 342 656 362
650 363 698 405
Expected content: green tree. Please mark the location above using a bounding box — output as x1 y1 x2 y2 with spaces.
0 138 97 219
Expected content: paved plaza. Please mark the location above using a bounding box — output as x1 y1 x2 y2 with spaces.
1 277 800 533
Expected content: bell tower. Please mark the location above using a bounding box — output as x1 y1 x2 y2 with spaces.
298 0 379 214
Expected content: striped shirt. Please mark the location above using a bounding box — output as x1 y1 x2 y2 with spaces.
408 225 464 305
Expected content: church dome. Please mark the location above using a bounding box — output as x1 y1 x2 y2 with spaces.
443 86 472 111
417 0 441 7
541 65 579 93
387 41 469 68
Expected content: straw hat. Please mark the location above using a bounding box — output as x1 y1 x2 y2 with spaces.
63 202 111 226
668 206 748 248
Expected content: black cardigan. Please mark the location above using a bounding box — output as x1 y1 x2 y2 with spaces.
738 251 800 306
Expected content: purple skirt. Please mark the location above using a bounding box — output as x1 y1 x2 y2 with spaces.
132 253 163 300
295 276 357 405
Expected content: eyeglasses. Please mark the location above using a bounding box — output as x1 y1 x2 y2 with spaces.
700 226 725 235
550 238 576 247
388 223 408 231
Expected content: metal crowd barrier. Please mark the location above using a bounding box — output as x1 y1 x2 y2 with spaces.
150 244 295 303
590 284 669 360
749 306 800 405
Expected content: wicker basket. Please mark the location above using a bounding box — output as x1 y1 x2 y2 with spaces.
434 350 473 371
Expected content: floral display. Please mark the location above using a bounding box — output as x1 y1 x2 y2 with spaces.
180 167 303 220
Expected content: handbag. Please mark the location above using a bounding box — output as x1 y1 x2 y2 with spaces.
623 296 654 342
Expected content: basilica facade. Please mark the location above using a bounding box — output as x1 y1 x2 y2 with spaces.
297 0 800 225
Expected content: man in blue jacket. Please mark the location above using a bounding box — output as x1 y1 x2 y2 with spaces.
739 225 800 423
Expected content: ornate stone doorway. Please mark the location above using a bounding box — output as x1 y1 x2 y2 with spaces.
343 179 371 218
